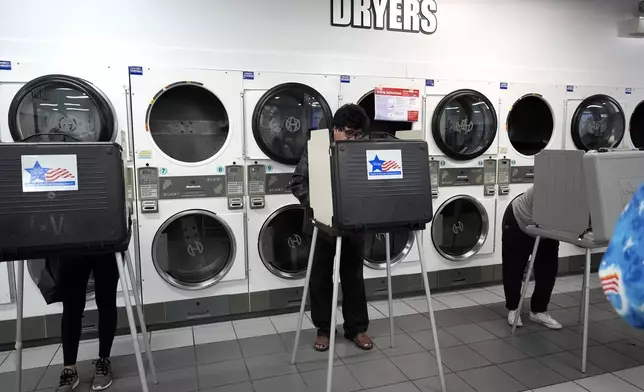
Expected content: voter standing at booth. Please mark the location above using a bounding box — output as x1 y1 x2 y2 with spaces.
56 254 119 391
502 186 563 330
289 104 374 352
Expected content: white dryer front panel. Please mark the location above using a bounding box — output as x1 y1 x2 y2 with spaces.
499 83 565 167
425 80 500 162
243 72 339 165
563 86 627 151
131 68 243 175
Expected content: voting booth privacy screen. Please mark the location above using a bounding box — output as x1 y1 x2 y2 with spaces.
309 132 433 232
0 142 129 261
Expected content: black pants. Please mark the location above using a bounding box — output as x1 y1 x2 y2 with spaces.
60 254 119 366
502 205 559 313
310 232 369 339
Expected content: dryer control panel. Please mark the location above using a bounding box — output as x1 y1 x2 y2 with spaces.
137 167 159 213
497 159 511 196
247 165 266 209
226 165 245 210
483 158 497 197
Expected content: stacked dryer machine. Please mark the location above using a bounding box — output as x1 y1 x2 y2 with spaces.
339 76 424 280
243 72 336 310
496 83 565 264
561 85 627 259
625 87 644 150
131 68 248 322
423 80 500 286
0 62 137 333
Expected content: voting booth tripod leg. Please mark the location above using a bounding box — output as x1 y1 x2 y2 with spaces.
122 251 157 384
14 260 24 392
385 233 395 348
291 226 319 365
581 248 591 373
325 237 343 392
415 231 447 392
579 266 587 323
512 236 541 335
115 252 153 392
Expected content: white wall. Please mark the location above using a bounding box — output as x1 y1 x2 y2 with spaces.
0 0 642 86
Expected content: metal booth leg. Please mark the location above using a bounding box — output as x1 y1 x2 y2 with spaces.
115 253 150 392
385 233 395 348
14 260 24 392
512 236 541 335
581 248 591 373
326 237 343 392
123 251 158 384
291 226 319 365
415 231 446 392
579 268 586 323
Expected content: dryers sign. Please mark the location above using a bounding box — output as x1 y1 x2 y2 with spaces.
331 0 438 34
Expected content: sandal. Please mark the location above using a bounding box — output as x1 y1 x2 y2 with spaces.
351 333 373 351
314 335 330 352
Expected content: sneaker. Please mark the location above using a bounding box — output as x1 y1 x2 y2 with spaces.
507 310 523 327
92 358 113 390
530 312 563 330
56 368 79 391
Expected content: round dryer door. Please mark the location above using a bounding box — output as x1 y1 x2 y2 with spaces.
432 89 497 160
358 91 412 136
259 205 313 279
9 75 116 142
571 94 625 151
431 195 489 261
252 83 333 165
507 95 554 156
629 101 644 149
147 82 230 163
27 259 96 301
363 230 415 270
152 210 236 290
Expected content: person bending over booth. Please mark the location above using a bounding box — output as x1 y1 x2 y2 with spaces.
289 104 374 352
502 186 563 330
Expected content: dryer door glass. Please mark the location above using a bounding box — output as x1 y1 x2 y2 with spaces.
253 83 333 166
432 196 489 261
148 83 229 163
507 95 554 156
571 94 625 151
153 211 235 290
9 75 115 142
630 101 644 149
432 90 497 160
363 230 414 270
27 259 95 301
359 91 412 136
259 205 313 279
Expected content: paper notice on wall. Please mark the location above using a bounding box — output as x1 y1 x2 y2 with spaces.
374 87 421 122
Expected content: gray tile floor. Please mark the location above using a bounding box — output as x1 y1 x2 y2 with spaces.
2 285 644 391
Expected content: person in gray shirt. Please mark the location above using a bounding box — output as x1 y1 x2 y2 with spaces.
502 186 562 330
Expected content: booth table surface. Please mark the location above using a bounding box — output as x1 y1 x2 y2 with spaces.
1 274 644 392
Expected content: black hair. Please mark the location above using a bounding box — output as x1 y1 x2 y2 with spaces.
332 104 370 132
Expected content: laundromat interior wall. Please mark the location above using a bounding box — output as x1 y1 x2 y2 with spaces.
0 0 643 344
1 0 643 86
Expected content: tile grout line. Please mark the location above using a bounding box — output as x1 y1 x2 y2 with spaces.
610 369 644 392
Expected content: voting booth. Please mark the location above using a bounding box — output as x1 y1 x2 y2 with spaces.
290 129 446 392
512 148 644 374
0 142 157 392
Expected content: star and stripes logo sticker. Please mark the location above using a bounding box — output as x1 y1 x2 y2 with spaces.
21 155 79 192
367 150 404 180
